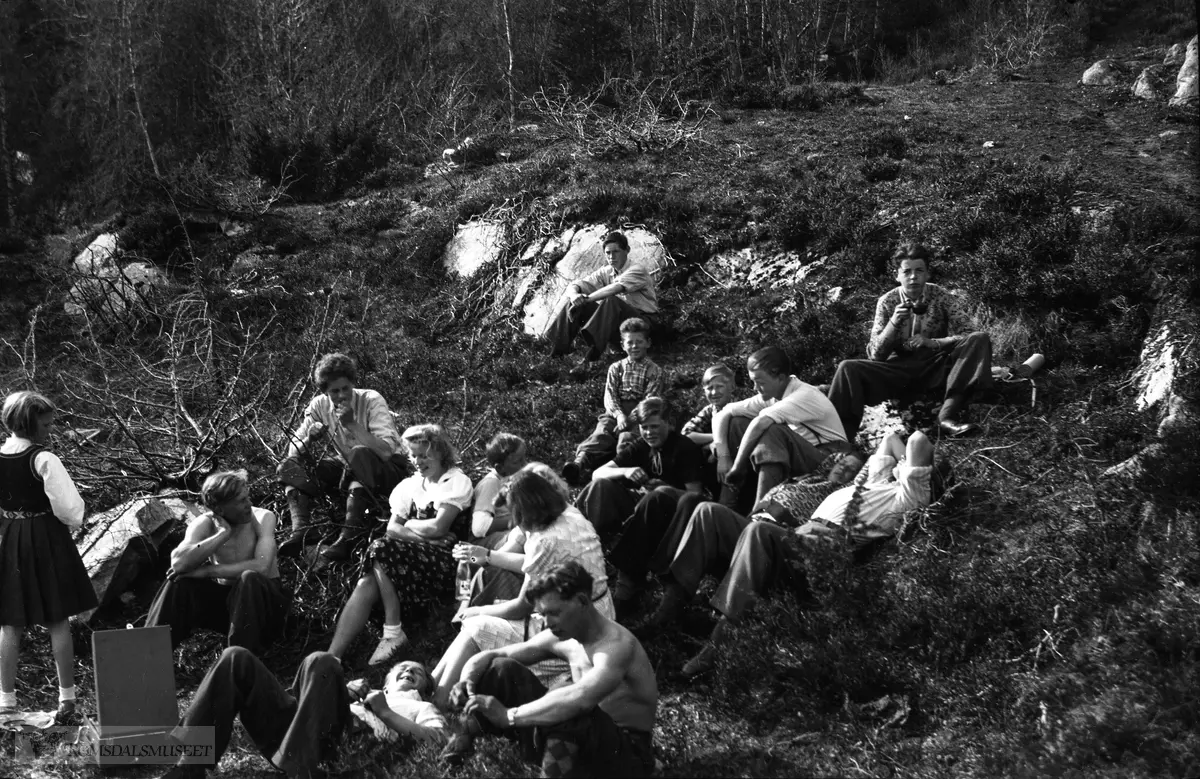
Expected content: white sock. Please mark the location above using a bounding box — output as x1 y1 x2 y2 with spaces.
59 686 76 703
0 689 16 708
382 623 404 640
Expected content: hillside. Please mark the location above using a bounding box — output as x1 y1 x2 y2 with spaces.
2 42 1198 779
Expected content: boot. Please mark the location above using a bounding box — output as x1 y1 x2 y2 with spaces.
279 489 316 558
320 488 371 562
937 394 980 438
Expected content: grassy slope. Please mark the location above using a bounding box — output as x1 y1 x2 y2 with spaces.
3 46 1199 778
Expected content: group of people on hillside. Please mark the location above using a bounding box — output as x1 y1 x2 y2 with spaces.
0 231 992 777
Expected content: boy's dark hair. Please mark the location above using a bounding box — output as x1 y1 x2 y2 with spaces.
313 353 358 391
747 346 791 378
485 433 526 467
508 469 569 532
619 317 651 337
892 242 933 270
602 231 630 252
633 396 670 426
525 560 594 604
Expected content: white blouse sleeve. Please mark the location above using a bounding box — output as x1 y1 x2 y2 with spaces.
34 451 85 530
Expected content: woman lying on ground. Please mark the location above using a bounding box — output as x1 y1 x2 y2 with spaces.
327 424 472 666
430 467 613 708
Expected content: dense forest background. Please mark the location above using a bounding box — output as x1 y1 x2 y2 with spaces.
0 0 1195 226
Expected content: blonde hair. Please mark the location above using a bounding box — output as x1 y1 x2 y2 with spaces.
200 470 250 508
1 391 57 438
401 424 460 470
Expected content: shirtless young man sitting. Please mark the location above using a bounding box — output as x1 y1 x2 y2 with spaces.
441 560 659 778
145 470 287 654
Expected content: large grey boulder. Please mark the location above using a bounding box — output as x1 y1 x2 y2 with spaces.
64 261 170 322
519 225 667 337
75 497 202 623
1081 59 1122 86
1169 35 1198 109
1132 65 1169 100
1105 294 1199 479
1165 42 1187 67
73 233 120 273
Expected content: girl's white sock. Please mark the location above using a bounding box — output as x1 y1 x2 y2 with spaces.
59 686 76 703
0 689 16 709
382 623 404 640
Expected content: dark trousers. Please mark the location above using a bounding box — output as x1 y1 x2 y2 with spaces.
710 520 803 621
145 570 288 653
719 416 844 514
547 297 649 360
470 656 655 778
173 647 349 776
668 502 753 595
829 332 993 439
277 445 409 502
610 487 707 582
574 478 639 542
573 408 638 472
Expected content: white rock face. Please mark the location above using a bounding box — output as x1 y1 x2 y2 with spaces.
521 225 667 337
1165 42 1187 67
1081 59 1123 86
73 233 120 273
65 261 169 321
1169 35 1198 109
1132 65 1167 100
1132 294 1198 413
443 221 508 278
75 497 201 622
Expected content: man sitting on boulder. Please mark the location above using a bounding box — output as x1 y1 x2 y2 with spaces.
545 230 659 362
146 470 287 655
827 242 993 439
715 346 851 513
277 353 410 562
440 560 659 778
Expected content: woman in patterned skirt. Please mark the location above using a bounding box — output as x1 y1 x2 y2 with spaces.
328 424 472 666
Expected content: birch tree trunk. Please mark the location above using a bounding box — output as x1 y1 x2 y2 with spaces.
498 0 516 125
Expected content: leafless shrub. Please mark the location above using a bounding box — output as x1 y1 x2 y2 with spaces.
975 0 1065 72
523 77 715 157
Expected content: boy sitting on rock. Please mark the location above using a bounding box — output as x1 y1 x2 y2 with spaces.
562 317 663 487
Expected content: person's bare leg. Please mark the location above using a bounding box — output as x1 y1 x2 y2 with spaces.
905 430 934 467
432 632 481 708
756 463 787 503
47 620 74 689
328 576 380 659
878 431 906 462
373 564 403 629
0 626 21 705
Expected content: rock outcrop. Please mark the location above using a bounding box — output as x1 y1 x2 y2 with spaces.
1104 293 1199 480
1132 65 1169 100
65 260 170 322
1165 42 1187 67
443 221 508 278
1081 59 1122 86
1169 35 1198 109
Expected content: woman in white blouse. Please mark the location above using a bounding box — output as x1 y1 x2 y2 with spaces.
328 424 473 667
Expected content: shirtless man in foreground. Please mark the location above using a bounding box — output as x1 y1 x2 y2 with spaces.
145 470 287 654
441 560 658 777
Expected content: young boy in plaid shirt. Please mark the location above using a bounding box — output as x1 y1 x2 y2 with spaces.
562 318 663 486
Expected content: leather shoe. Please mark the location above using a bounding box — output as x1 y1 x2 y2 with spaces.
561 460 584 487
439 731 476 764
938 419 981 437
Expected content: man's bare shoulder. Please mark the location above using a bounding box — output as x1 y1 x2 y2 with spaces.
252 506 277 527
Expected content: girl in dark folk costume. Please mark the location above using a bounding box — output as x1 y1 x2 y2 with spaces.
0 391 97 724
